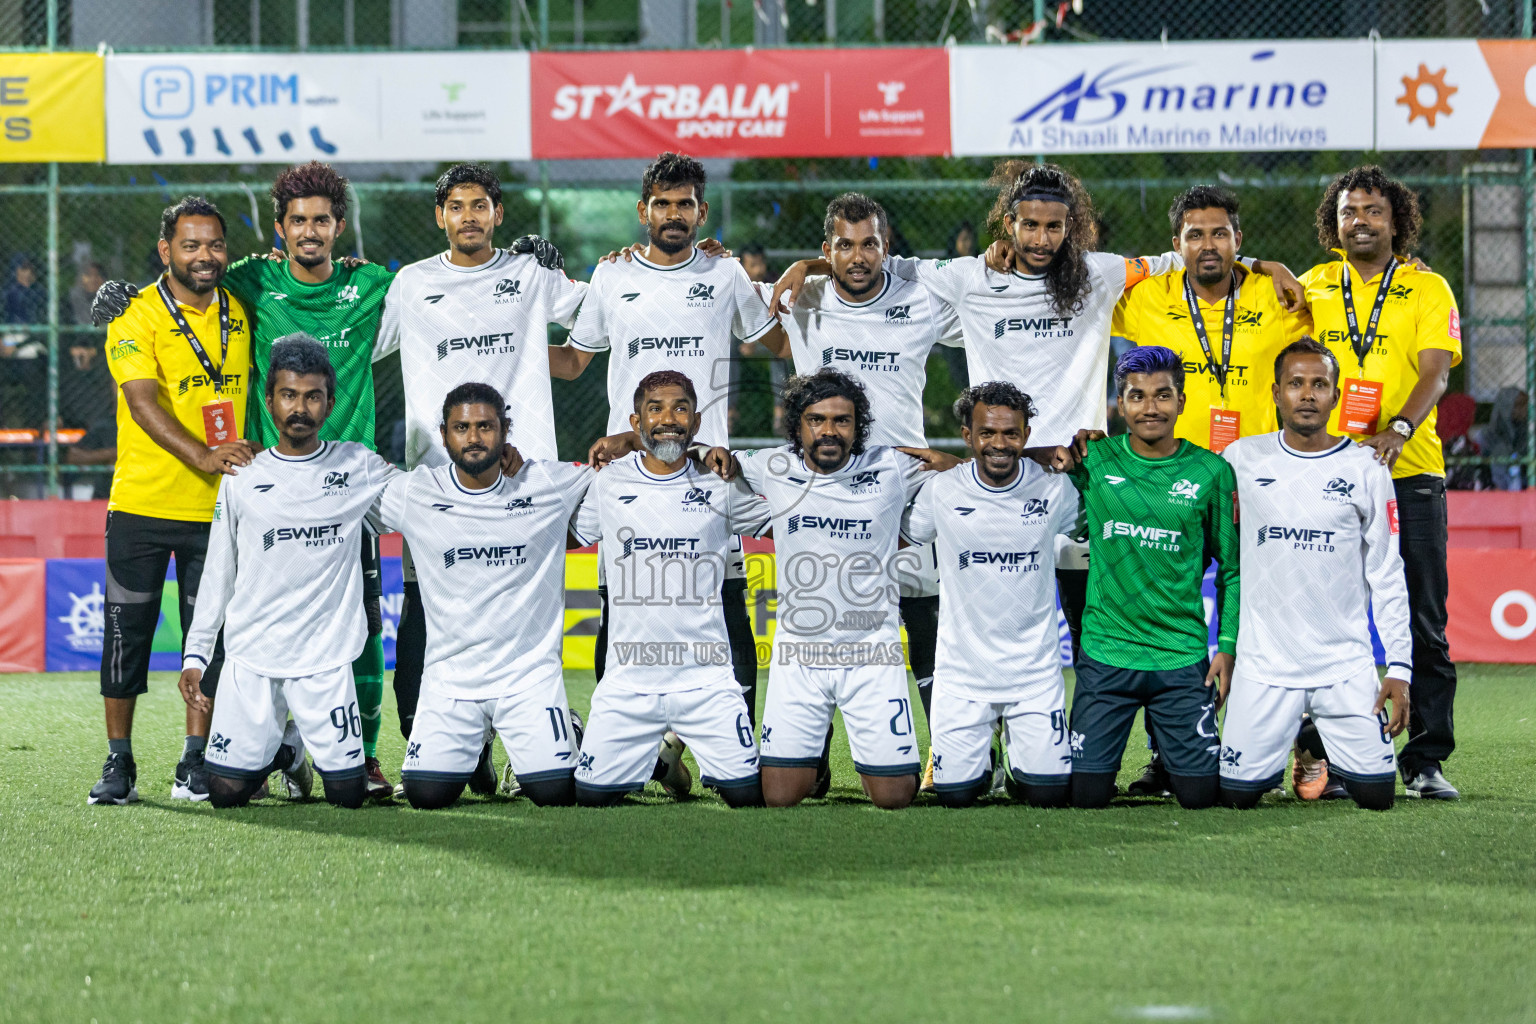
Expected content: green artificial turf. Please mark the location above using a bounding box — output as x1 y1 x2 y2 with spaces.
1 667 1533 1023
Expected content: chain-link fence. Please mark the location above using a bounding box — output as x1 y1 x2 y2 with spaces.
1 0 1532 495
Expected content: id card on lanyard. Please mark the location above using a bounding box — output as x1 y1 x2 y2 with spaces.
157 279 235 446
1337 259 1394 436
1184 271 1239 452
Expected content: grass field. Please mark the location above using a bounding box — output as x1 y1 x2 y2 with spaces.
2 666 1534 1024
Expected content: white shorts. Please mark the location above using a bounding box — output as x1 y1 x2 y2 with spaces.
929 678 1071 791
1219 666 1398 791
760 661 920 777
575 682 759 795
402 674 578 784
206 662 364 780
894 540 940 599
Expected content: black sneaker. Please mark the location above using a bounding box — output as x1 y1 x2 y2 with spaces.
172 749 210 801
1126 755 1172 798
468 741 497 796
88 752 138 805
1404 767 1461 800
1319 775 1351 800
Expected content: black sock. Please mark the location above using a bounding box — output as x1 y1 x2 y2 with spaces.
108 738 132 757
1168 773 1218 810
1343 777 1395 811
1070 771 1117 809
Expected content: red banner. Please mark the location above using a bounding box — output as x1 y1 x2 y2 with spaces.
0 559 45 672
1446 549 1536 664
530 48 950 159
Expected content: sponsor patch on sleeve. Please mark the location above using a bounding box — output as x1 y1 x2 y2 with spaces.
1448 307 1461 341
1387 498 1400 535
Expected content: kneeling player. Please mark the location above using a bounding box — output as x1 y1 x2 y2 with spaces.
376 383 591 809
178 335 399 808
1062 347 1240 810
571 371 770 807
903 382 1079 807
1217 340 1411 810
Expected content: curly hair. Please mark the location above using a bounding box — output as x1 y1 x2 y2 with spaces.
642 152 706 203
1315 165 1421 254
633 369 698 413
267 333 336 398
436 163 502 208
1168 184 1239 235
781 368 873 458
270 161 348 221
953 380 1037 430
1115 345 1185 397
986 160 1097 318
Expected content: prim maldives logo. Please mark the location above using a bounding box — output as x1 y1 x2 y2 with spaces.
549 73 796 141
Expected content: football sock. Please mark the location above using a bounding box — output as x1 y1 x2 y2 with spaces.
1218 783 1265 810
108 737 132 757
936 774 990 808
1343 777 1395 811
353 631 385 758
182 735 206 757
1070 771 1117 809
321 773 368 809
1168 773 1218 810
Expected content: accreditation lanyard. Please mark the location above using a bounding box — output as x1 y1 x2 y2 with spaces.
156 277 230 392
1183 270 1238 401
1339 257 1397 370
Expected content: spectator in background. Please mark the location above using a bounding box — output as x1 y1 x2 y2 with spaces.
60 336 119 498
1484 386 1528 491
67 261 106 326
938 222 979 393
1437 392 1488 491
736 241 789 433
947 220 977 260
1 254 46 426
3 254 46 326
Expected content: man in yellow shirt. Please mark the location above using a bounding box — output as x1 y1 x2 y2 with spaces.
1295 165 1463 800
1116 185 1303 453
90 197 254 806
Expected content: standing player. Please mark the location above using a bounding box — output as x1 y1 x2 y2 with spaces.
373 163 587 763
1218 339 1412 810
1111 184 1302 797
763 191 963 759
570 371 770 807
1061 347 1240 811
734 368 953 809
90 196 252 805
176 335 397 808
550 152 777 742
376 383 591 809
902 381 1080 808
1294 165 1461 800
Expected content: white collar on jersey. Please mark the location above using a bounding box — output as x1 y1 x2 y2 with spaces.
631 248 700 272
434 249 511 275
269 441 330 463
969 459 1027 492
1278 434 1353 460
830 272 893 309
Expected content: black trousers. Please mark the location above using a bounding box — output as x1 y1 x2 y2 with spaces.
1394 474 1458 775
99 510 225 700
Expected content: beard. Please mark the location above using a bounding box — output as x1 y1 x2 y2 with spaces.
1193 259 1228 288
806 435 850 472
834 263 880 298
290 240 329 269
451 444 499 477
641 429 688 463
976 446 1020 485
170 259 223 295
649 221 696 256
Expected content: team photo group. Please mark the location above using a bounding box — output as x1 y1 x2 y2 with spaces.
81 148 1462 816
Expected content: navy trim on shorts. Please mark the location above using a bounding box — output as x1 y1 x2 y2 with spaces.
933 774 990 793
514 767 575 783
700 773 761 789
206 763 272 781
1327 765 1398 785
574 780 645 794
1009 768 1072 786
853 760 921 778
400 769 474 783
759 756 821 769
1219 771 1285 792
314 764 367 781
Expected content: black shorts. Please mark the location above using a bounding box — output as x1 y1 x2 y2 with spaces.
99 510 225 700
1069 652 1219 777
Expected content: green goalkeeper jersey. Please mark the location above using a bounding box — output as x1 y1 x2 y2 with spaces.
224 256 395 449
1068 434 1241 670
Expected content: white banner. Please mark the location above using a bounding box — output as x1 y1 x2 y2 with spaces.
949 41 1374 155
1375 40 1530 151
106 52 531 164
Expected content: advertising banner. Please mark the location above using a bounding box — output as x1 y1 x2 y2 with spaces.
105 52 531 164
530 48 950 159
1446 548 1536 663
949 40 1373 156
0 559 45 672
1375 39 1536 150
0 53 104 162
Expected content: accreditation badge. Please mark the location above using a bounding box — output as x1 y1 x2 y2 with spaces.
1339 379 1384 435
1208 408 1241 453
201 400 237 445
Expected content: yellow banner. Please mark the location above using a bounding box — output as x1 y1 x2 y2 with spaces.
0 53 104 162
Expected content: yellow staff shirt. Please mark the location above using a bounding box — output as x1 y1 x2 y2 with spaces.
105 281 252 522
1294 252 1462 479
1114 267 1302 452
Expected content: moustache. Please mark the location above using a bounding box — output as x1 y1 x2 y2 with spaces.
285 415 314 427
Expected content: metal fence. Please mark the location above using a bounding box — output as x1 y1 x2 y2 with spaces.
1 0 1532 496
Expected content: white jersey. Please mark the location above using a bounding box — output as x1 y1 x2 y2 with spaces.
764 273 962 447
376 459 593 700
569 248 775 443
887 251 1182 446
902 460 1080 701
1224 432 1413 689
374 249 587 466
571 453 770 693
184 442 398 677
736 444 929 663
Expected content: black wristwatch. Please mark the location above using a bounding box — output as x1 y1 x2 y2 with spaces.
1387 415 1416 440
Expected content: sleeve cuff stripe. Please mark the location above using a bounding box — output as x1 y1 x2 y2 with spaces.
567 338 607 353
739 318 776 344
